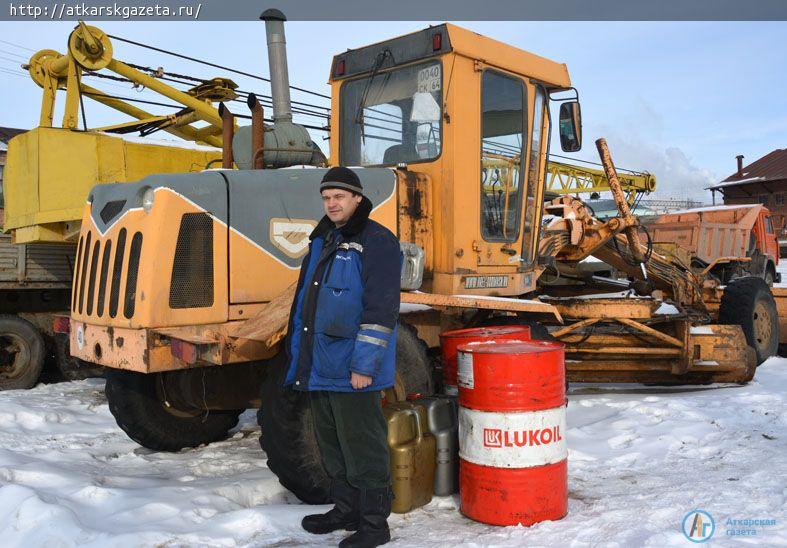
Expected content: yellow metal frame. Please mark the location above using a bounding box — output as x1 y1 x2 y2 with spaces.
26 23 235 146
546 160 656 204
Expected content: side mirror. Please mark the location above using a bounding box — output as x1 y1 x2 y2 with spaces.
559 101 582 152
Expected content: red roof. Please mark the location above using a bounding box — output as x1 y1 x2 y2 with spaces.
708 148 787 191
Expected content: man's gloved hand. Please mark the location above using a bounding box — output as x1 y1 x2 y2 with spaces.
350 371 373 390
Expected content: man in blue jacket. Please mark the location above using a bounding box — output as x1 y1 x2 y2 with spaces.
285 166 400 548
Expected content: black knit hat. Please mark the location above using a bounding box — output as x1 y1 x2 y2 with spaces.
320 166 363 195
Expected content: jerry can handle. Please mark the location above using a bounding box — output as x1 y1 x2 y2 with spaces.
404 409 424 444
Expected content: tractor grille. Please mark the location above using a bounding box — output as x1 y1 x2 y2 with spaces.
73 227 145 321
96 241 112 317
109 228 127 318
85 241 100 315
169 212 214 309
124 232 143 319
71 235 84 312
77 231 91 314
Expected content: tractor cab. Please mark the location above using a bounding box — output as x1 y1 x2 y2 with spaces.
328 23 582 296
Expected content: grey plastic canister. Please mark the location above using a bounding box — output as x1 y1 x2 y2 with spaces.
410 395 459 496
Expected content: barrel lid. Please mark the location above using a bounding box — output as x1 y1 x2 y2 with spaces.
440 325 530 339
456 339 564 354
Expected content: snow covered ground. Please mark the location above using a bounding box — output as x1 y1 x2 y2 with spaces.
1 361 785 547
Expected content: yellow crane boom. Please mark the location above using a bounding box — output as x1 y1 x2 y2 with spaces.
546 159 656 204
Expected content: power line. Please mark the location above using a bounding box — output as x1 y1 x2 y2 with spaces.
0 49 27 60
85 63 331 118
0 38 36 52
0 67 29 79
107 33 331 101
0 55 26 65
82 70 329 122
81 90 184 109
122 59 331 112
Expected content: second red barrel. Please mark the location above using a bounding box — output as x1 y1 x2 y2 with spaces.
439 325 530 395
457 339 567 527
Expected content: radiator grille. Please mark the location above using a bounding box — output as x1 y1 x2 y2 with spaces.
96 241 112 317
77 231 92 314
72 235 83 312
123 232 143 319
85 241 100 316
109 228 127 319
169 213 214 309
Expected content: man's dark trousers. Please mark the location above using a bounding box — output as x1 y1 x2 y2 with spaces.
310 390 390 488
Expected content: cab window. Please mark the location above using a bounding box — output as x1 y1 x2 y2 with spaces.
480 71 526 242
340 61 442 166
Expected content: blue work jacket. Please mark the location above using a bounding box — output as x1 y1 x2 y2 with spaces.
284 197 401 392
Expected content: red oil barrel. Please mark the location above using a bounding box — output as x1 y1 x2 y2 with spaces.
439 325 530 395
457 339 567 526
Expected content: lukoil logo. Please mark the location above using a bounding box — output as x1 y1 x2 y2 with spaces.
682 510 715 543
483 429 502 447
482 426 563 448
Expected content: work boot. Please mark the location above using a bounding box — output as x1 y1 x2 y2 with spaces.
339 486 392 548
302 479 359 534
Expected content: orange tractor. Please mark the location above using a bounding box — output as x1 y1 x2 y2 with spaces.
61 13 779 502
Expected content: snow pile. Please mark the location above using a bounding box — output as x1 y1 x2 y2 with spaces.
0 362 785 546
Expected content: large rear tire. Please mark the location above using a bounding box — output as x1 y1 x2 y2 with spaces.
718 276 779 365
0 315 45 390
258 319 433 504
105 368 243 451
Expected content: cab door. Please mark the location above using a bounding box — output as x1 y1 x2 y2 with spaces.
477 69 527 266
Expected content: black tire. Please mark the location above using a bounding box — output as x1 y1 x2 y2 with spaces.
258 319 433 504
54 333 104 381
0 314 45 390
105 368 243 452
258 352 330 504
396 320 434 395
718 276 779 365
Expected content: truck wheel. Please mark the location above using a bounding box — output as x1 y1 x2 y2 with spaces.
105 368 243 451
0 315 45 390
54 333 104 381
258 319 433 504
718 276 779 365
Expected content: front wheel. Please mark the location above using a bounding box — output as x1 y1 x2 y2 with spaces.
258 319 434 504
105 368 243 451
718 276 779 365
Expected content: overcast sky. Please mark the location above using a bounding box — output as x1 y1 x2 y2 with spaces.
0 20 785 201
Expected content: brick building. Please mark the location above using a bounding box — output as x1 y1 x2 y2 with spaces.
707 149 787 217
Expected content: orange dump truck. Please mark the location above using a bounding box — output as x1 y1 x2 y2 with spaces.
644 204 780 285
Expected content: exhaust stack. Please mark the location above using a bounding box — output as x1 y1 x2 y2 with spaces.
261 9 293 123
